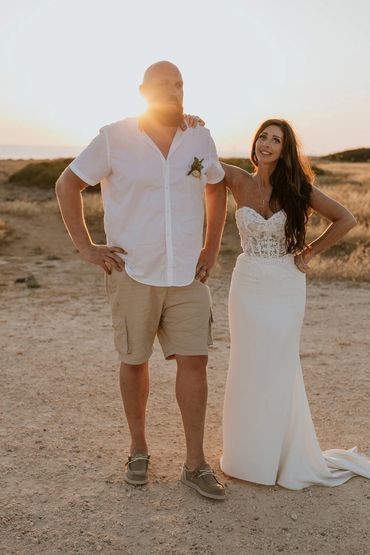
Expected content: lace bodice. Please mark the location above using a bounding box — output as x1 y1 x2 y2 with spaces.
235 206 288 258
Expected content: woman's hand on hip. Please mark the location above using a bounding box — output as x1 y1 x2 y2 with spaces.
294 247 314 273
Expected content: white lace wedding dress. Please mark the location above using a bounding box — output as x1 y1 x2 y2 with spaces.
220 206 370 489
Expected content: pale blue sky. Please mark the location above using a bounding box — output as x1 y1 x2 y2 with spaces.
0 0 369 155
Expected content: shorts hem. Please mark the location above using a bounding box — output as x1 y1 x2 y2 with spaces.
118 354 151 365
164 349 209 359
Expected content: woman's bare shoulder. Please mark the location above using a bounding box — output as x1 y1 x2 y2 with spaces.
220 162 254 190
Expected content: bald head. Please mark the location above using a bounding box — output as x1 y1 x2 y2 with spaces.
142 61 182 86
140 61 184 127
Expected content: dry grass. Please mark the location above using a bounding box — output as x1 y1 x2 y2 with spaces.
224 161 370 282
0 218 10 241
0 160 369 281
305 163 370 281
82 193 104 224
0 193 103 222
0 159 41 186
0 200 50 217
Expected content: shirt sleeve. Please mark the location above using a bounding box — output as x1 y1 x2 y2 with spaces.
205 133 225 184
69 127 111 186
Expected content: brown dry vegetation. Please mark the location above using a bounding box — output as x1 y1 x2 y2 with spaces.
0 159 369 281
0 218 10 241
307 162 370 281
221 161 370 282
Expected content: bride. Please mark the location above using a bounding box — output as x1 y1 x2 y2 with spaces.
220 119 370 489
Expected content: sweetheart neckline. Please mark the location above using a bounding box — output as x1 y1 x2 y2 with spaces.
235 206 284 222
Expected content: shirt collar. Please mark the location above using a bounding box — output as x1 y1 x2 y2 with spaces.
136 116 186 159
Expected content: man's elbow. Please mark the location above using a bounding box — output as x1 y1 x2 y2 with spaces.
347 213 357 230
343 206 357 228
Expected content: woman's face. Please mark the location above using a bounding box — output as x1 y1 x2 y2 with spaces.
255 125 284 164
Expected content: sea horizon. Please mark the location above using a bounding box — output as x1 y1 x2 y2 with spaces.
0 144 328 160
0 144 253 160
0 145 85 160
2 144 369 161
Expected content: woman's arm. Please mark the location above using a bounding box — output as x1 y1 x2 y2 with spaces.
220 162 252 202
295 185 357 272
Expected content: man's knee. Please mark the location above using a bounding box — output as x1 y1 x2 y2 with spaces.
175 355 208 372
120 361 148 373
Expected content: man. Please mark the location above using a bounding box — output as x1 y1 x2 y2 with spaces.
55 61 226 500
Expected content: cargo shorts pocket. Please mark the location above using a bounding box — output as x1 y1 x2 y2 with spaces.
104 272 109 297
105 268 122 299
113 318 131 355
207 309 214 346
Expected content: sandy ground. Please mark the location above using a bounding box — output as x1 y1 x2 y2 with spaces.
0 181 370 554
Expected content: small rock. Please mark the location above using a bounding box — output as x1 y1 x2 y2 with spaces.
25 275 40 288
290 512 298 521
14 277 26 283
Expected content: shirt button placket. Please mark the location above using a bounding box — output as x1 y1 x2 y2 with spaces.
164 160 174 284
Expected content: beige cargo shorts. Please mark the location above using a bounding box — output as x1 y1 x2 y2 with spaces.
105 269 213 365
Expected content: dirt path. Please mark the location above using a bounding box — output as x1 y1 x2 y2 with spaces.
0 185 369 554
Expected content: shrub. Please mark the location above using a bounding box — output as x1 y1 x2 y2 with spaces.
8 158 100 192
323 148 370 163
9 158 73 189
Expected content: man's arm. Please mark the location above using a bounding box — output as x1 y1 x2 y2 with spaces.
196 180 227 282
55 167 125 274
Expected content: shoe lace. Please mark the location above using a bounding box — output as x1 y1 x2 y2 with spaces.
125 454 150 468
195 467 223 486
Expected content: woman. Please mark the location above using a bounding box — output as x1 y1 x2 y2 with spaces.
220 119 370 489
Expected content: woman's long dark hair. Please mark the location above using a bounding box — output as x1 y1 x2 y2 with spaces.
251 119 314 254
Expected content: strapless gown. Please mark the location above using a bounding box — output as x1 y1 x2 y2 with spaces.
220 206 370 489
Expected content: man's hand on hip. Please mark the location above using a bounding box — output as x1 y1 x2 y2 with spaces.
79 244 126 274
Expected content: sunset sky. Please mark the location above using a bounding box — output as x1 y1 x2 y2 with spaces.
0 0 369 156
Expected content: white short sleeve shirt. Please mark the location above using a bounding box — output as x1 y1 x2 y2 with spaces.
69 117 225 286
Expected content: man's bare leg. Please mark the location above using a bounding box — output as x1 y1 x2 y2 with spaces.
175 355 208 470
120 362 149 455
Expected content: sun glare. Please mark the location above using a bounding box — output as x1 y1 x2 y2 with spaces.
0 0 369 155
